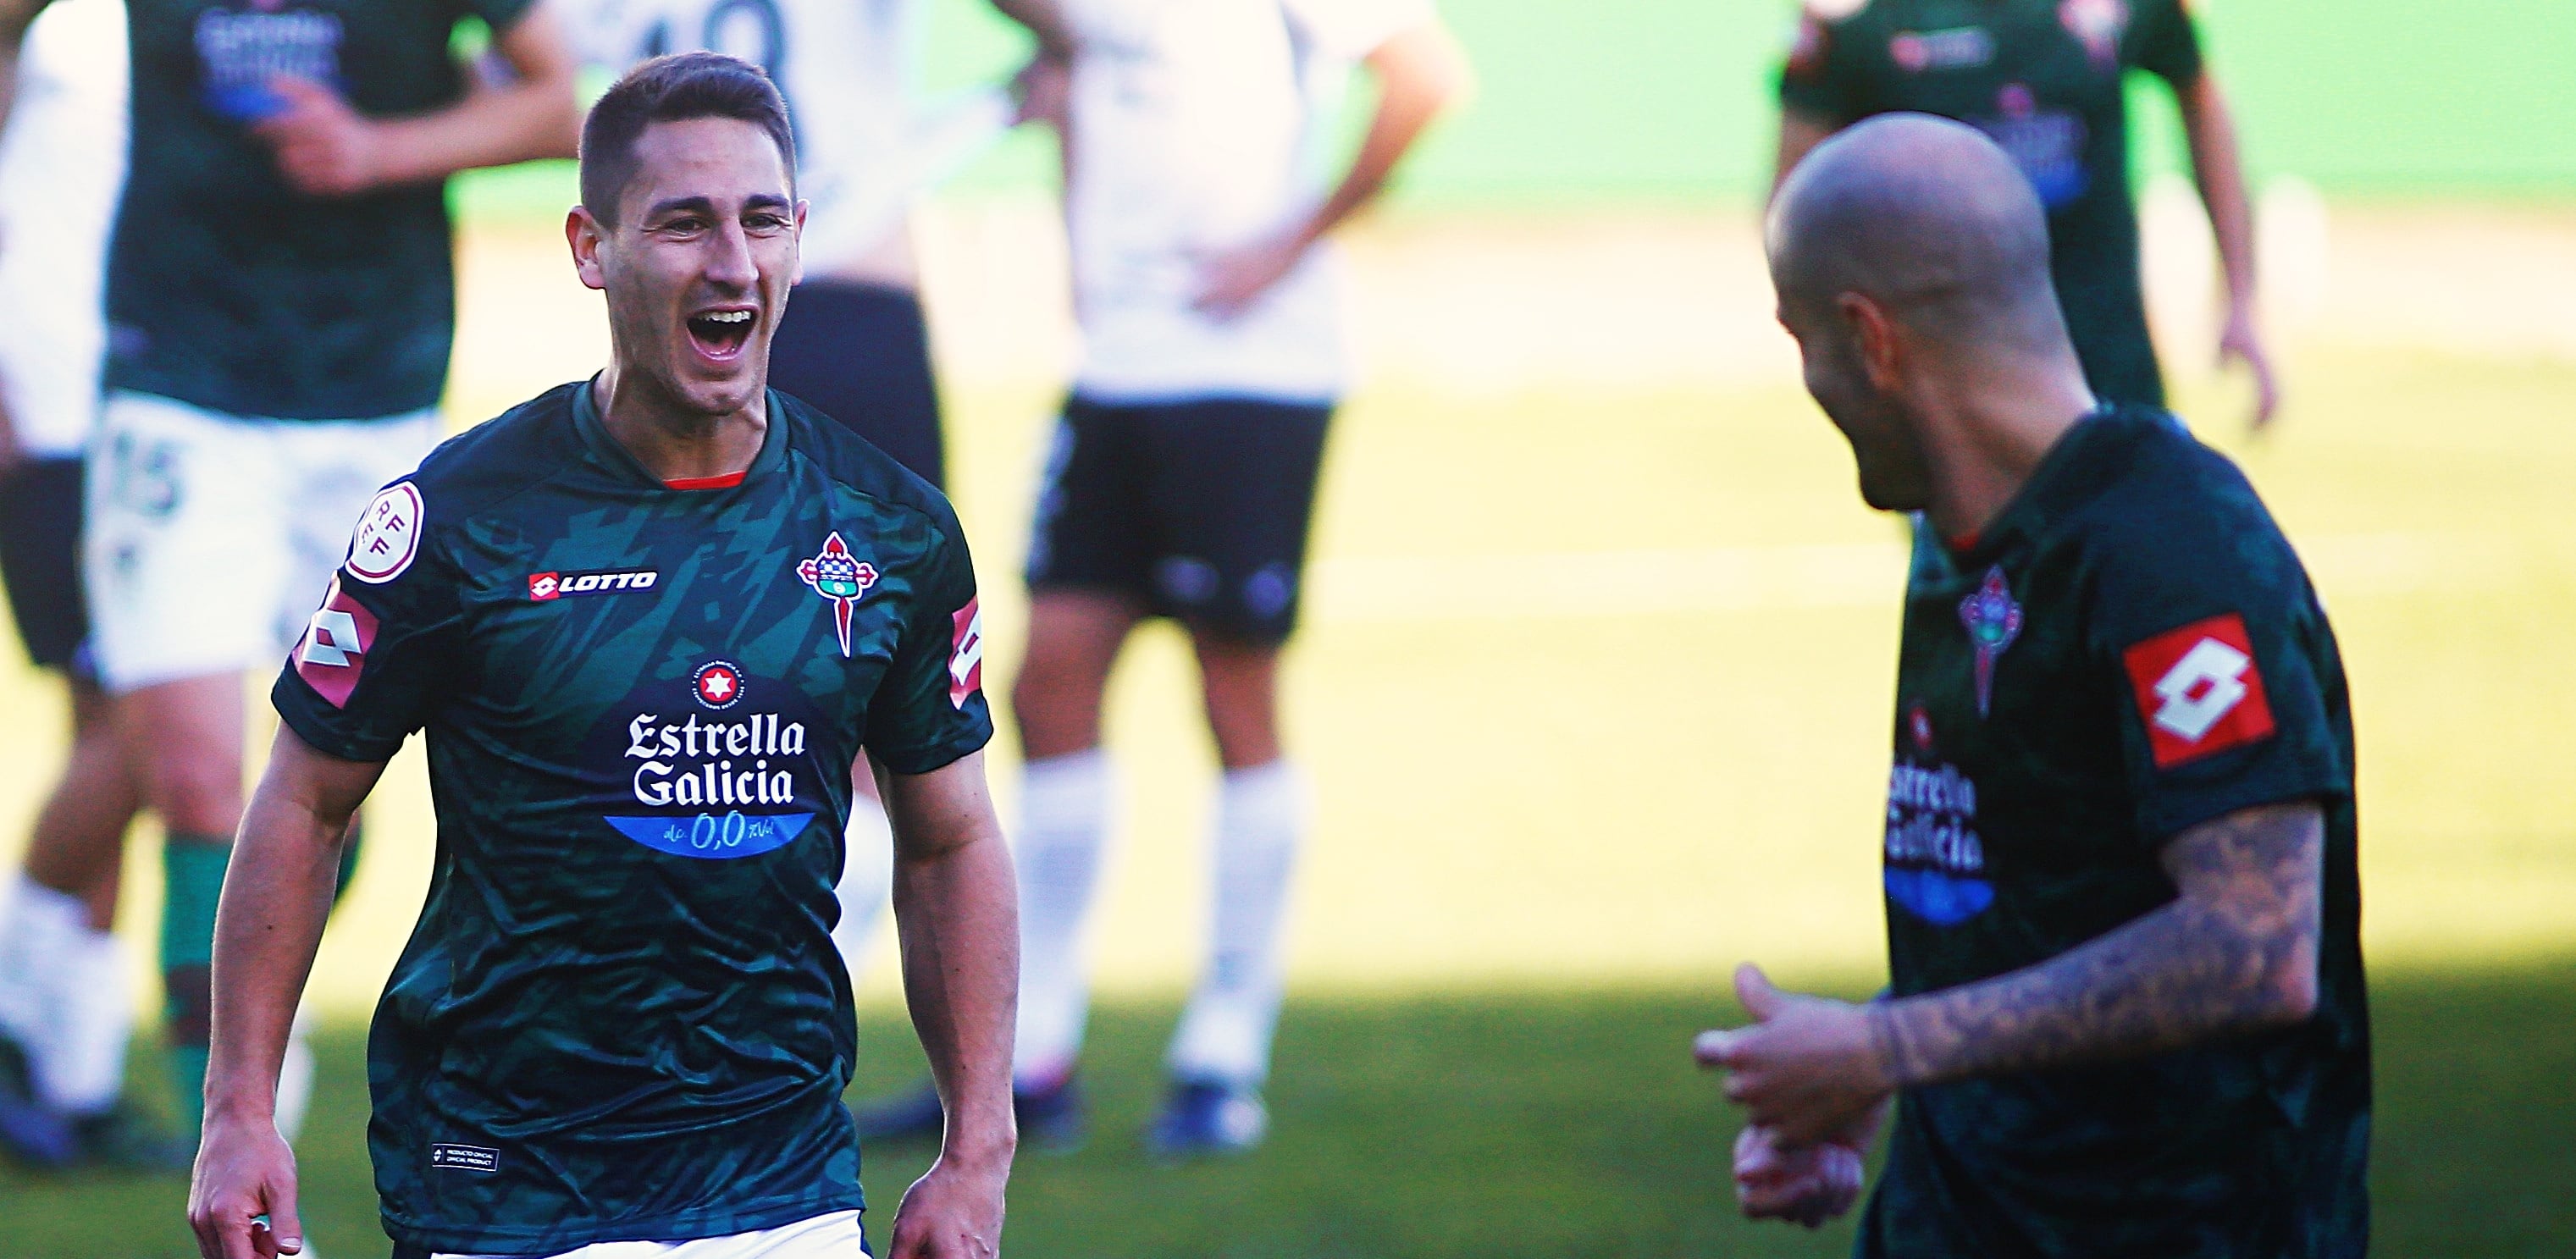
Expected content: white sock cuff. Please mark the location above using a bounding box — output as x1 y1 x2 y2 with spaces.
7 875 90 939
1219 760 1308 827
1022 749 1111 819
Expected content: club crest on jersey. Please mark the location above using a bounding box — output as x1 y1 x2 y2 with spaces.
694 660 745 710
1958 566 2023 718
796 533 880 657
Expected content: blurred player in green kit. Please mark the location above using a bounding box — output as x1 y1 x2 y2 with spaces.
1775 0 2279 427
0 0 580 1166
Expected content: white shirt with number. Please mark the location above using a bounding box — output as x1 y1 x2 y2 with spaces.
572 0 925 274
1064 0 1433 406
0 0 128 460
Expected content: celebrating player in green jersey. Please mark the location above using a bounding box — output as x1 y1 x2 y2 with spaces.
1775 0 2277 427
185 54 1019 1259
1700 115 2366 1256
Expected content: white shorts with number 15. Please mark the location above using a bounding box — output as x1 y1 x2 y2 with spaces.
82 389 439 694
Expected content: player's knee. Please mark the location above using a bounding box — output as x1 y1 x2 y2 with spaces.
145 750 245 835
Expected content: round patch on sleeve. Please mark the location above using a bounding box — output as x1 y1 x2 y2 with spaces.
345 483 425 584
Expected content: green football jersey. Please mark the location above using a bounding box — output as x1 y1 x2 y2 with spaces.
111 0 534 420
1778 0 2204 408
1864 407 2367 1256
274 383 992 1255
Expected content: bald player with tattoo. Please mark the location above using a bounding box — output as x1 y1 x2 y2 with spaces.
1698 114 2367 1256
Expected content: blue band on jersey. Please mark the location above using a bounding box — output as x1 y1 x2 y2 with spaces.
604 811 815 860
1883 867 1996 927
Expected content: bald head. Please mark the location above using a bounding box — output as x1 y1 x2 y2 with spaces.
1768 113 2066 351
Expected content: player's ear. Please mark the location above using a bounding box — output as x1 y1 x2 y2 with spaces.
567 206 609 292
1839 292 1904 394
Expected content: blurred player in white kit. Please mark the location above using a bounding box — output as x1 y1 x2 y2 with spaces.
858 0 1470 1157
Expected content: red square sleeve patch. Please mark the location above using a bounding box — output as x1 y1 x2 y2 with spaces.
293 577 380 710
2121 612 2277 769
948 598 985 710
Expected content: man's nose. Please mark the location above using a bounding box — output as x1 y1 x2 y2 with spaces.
704 220 758 289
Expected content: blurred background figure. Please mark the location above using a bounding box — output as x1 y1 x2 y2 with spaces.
0 0 580 1162
0 0 165 1173
855 0 1470 1157
1775 0 2280 428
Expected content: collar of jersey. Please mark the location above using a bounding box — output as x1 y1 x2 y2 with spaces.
1947 403 2131 566
569 374 788 495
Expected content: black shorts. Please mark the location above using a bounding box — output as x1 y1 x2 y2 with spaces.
0 456 89 670
1026 395 1333 644
767 279 947 487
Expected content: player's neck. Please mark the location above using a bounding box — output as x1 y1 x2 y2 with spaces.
590 367 770 485
1915 363 2096 543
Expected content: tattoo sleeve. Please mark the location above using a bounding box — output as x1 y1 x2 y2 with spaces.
1869 800 2324 1089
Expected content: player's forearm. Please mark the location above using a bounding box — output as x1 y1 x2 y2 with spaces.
1295 24 1471 248
371 72 579 186
202 781 354 1123
2179 74 2258 311
886 761 1020 1164
1871 804 2324 1088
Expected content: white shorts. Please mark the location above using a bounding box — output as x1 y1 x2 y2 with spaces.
82 389 439 693
434 1210 866 1259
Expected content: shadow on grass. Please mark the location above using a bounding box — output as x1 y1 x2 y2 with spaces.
7 959 2571 1258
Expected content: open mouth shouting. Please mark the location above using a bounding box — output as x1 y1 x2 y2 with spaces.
686 305 758 367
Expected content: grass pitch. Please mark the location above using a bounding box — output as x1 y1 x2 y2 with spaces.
3 240 2573 1253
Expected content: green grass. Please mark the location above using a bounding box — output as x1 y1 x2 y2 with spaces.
452 0 2576 227
8 961 2574 1257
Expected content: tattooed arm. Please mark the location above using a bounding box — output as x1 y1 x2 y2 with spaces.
1875 798 2324 1085
1700 800 2323 1148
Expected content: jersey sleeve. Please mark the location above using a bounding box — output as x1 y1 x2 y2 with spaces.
2125 0 2204 86
2087 481 2349 843
272 481 464 764
1776 3 1867 123
1279 0 1439 64
863 509 997 776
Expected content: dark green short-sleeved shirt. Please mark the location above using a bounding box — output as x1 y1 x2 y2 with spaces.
111 0 536 419
1862 407 2368 1257
1779 0 2203 407
275 384 992 1254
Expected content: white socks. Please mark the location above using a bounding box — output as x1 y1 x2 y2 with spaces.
0 874 133 1114
1009 750 1114 1087
832 801 895 981
1168 761 1307 1088
1009 754 1309 1091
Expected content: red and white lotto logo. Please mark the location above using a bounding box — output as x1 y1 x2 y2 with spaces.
2121 613 2277 769
294 577 380 710
529 572 561 601
948 599 985 710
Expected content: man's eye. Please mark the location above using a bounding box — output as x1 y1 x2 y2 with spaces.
748 214 788 231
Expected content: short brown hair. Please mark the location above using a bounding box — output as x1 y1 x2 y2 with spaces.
579 52 795 227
